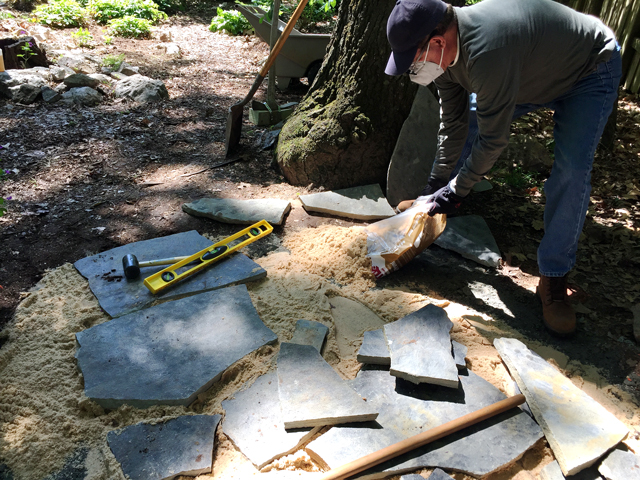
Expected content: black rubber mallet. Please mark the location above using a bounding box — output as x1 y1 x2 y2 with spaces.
122 254 189 280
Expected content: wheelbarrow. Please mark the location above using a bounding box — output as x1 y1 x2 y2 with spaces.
236 4 330 89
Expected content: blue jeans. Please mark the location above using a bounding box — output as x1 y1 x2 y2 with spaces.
450 47 621 276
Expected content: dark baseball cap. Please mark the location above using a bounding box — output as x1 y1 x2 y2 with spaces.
385 0 448 75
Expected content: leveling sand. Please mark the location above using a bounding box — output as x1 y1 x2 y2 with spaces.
0 225 637 480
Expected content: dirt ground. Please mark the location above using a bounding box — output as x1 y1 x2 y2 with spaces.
1 4 640 479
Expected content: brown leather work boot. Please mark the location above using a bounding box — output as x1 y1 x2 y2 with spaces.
537 274 576 337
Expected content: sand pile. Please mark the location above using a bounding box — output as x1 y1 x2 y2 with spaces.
0 225 637 480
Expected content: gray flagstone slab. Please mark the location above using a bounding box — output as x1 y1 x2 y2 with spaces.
107 414 221 480
467 281 514 317
541 460 603 480
386 86 440 206
277 343 378 429
306 369 543 478
299 184 396 221
427 469 454 480
434 215 501 268
599 448 640 480
76 285 278 409
222 371 322 469
494 338 629 476
290 319 329 353
74 230 266 318
400 475 426 480
182 198 291 226
357 329 390 365
384 304 459 387
452 341 467 370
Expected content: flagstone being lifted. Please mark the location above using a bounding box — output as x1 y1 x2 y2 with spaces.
434 215 501 268
277 343 379 429
107 414 221 480
182 198 291 225
598 448 640 480
299 184 396 221
222 371 322 469
74 230 266 318
494 338 629 476
540 461 602 480
76 285 278 409
384 304 459 387
306 369 543 478
289 319 329 353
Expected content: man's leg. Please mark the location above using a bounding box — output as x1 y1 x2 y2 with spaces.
537 47 622 336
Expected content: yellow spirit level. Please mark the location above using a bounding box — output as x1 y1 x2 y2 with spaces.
143 220 273 294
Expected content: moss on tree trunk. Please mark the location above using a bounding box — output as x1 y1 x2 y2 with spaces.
276 0 419 189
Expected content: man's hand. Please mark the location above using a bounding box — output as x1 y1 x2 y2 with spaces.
427 184 464 216
420 177 448 196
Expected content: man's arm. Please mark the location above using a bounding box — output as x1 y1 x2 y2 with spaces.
450 47 520 196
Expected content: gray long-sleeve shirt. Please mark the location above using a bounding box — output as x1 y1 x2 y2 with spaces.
431 0 616 196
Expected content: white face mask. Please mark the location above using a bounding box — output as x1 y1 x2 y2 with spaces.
409 44 445 86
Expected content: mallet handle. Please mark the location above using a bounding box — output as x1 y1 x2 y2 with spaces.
138 256 189 268
318 394 526 480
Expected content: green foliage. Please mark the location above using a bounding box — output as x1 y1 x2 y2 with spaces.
88 0 166 25
491 165 543 191
103 34 113 44
102 52 125 69
209 7 251 35
108 14 152 37
34 0 87 28
72 26 94 46
0 197 6 217
16 41 35 68
0 11 16 19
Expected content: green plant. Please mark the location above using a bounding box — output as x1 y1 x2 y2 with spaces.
0 11 16 19
491 165 542 191
102 52 125 69
88 0 166 25
209 7 251 35
35 0 87 28
108 15 152 37
103 34 113 44
72 26 94 47
16 41 35 68
153 0 184 14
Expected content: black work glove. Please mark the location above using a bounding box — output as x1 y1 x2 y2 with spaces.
420 177 448 197
427 184 464 216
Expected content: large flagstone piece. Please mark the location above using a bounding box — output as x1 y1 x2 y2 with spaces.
386 86 440 206
182 198 291 225
306 369 543 479
384 304 458 387
107 414 221 480
222 372 322 469
299 184 396 221
290 319 329 353
434 215 501 268
494 338 629 476
277 343 378 429
74 230 266 318
357 329 390 365
76 285 278 409
598 448 640 480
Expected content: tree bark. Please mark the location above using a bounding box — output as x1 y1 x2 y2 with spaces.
276 0 419 189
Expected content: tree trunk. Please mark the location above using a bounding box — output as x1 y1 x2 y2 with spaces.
275 0 419 189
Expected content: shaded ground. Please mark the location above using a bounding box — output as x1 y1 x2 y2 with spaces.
1 3 639 407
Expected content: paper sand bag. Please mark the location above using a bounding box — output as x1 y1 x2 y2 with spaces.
366 202 446 279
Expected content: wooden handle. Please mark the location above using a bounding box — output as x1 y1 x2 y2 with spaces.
318 394 526 480
259 0 309 77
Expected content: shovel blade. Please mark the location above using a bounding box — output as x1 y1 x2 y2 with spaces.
225 103 244 157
